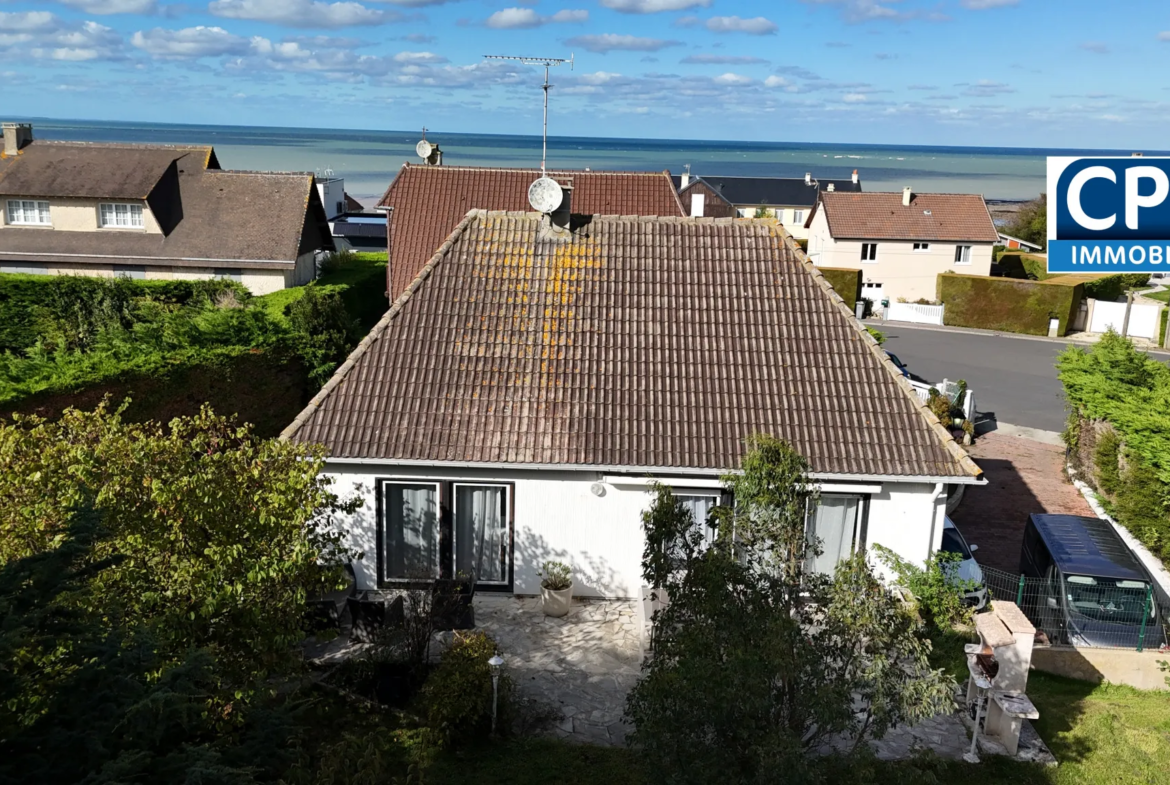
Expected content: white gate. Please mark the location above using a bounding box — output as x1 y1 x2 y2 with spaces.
1088 300 1161 341
887 301 945 326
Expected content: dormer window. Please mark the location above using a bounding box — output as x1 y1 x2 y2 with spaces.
6 200 51 226
99 203 144 229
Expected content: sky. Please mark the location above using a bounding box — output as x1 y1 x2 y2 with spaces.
1 0 1169 148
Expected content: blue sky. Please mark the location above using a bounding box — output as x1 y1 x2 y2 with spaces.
1 0 1169 148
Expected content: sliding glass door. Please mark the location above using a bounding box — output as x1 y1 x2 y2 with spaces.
805 495 865 575
454 484 509 586
380 480 512 588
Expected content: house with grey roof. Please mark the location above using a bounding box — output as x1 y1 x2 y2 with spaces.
0 122 333 295
282 210 983 600
673 170 862 240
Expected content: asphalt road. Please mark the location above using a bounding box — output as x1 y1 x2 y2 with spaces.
876 323 1170 433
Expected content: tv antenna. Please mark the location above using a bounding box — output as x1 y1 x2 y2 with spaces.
483 53 574 175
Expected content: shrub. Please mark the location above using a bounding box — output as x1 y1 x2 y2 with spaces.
1094 428 1122 498
419 631 511 747
938 272 1083 336
1002 195 1047 250
866 326 886 345
818 267 861 312
286 286 359 386
874 545 975 629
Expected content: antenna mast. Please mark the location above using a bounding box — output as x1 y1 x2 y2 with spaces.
484 53 574 174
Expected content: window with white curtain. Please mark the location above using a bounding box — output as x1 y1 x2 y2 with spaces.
380 479 512 587
954 245 972 264
805 495 865 575
6 200 51 226
677 494 720 550
454 484 509 585
382 482 441 580
99 203 144 228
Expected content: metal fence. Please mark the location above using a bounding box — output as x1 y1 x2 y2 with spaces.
982 565 1170 652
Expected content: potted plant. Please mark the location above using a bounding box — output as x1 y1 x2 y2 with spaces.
538 560 573 617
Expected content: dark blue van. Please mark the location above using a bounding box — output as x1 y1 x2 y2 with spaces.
1019 514 1167 649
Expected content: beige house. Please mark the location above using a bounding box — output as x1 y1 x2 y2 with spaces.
0 122 333 295
805 188 998 303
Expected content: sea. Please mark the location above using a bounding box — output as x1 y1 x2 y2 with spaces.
19 117 1165 205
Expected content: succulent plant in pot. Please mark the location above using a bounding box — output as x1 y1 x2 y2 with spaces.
537 560 573 617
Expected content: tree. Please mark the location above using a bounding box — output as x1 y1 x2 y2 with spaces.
1003 195 1047 250
0 402 361 704
286 286 360 386
625 435 953 784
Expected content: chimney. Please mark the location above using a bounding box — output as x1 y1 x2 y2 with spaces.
852 169 859 184
902 186 913 207
826 183 835 192
804 172 812 186
2 123 33 156
549 185 573 229
681 164 691 188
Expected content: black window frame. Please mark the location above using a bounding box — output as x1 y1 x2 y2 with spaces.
861 243 878 262
375 477 514 593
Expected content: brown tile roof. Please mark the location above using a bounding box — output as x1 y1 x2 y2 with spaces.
812 191 998 243
377 164 685 299
284 211 980 480
0 141 217 199
0 167 330 268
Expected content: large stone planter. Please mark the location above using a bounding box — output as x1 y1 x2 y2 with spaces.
541 584 573 617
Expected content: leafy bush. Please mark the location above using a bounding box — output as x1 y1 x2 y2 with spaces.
419 631 511 747
874 545 975 629
287 286 360 386
1002 195 1047 250
1084 274 1151 302
1059 331 1170 562
818 267 861 311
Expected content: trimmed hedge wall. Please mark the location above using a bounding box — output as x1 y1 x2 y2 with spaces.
938 273 1084 336
818 267 861 312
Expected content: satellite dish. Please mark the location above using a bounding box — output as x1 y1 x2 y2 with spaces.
528 176 563 214
416 139 434 160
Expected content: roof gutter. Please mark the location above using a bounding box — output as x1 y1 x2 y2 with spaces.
319 456 986 485
0 251 297 265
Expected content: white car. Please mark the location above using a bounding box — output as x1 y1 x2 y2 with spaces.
942 517 987 610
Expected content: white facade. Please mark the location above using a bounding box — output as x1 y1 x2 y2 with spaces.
806 209 994 302
317 178 347 221
735 205 812 239
324 460 951 599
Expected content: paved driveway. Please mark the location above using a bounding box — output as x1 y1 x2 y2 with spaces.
949 432 1093 575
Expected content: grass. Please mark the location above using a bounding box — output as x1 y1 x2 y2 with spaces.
1141 288 1170 304
255 251 387 327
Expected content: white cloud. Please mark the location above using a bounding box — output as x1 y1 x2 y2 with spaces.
0 11 58 32
690 15 778 35
713 72 752 85
209 0 390 28
1158 31 1170 42
59 0 158 13
799 0 926 23
392 50 447 62
131 26 250 58
484 7 587 29
600 0 711 13
960 79 1015 97
764 75 790 88
960 0 1018 8
843 92 867 102
0 12 123 60
563 33 683 53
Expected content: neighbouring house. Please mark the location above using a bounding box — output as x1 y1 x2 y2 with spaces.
0 122 333 295
805 188 999 304
672 170 862 239
998 232 1043 252
376 163 685 300
318 176 387 252
282 210 984 600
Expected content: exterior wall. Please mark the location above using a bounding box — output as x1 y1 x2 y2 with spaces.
317 179 346 220
240 270 290 295
734 204 812 239
1031 646 1170 691
808 211 995 302
0 263 290 294
679 181 736 219
293 250 317 286
323 461 948 599
1 197 162 234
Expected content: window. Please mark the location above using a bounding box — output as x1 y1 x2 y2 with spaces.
860 243 878 263
0 262 47 275
379 479 512 587
678 494 720 550
6 200 51 226
954 245 972 265
99 203 144 229
114 264 146 280
793 209 804 224
913 242 931 252
214 269 243 282
805 495 866 575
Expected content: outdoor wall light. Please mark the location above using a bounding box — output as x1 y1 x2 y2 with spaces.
590 482 606 497
488 654 505 735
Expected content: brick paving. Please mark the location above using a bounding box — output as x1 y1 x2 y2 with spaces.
950 432 1094 574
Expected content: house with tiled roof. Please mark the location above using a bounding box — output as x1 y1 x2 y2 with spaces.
376 163 684 300
283 209 983 600
805 187 998 304
673 170 862 239
0 122 333 295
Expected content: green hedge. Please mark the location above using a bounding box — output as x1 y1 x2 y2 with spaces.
938 273 1083 336
996 252 1052 281
818 267 861 312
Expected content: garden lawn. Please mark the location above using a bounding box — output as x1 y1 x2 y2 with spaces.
1140 288 1170 304
255 251 387 329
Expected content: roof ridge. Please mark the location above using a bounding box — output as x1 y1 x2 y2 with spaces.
824 190 987 198
281 209 483 443
788 234 983 479
397 162 678 176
